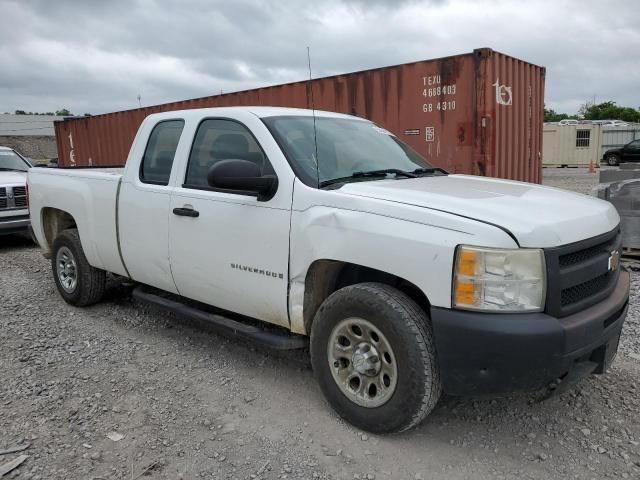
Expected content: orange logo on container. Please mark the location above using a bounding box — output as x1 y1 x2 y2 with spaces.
493 78 512 106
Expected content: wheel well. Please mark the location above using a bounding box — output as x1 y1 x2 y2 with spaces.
303 260 430 334
41 208 77 253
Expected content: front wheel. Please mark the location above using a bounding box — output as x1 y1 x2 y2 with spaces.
310 283 441 433
51 229 106 306
607 154 620 166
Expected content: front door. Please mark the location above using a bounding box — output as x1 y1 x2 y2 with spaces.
168 118 291 327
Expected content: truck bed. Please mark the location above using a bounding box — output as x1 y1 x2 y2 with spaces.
28 167 127 276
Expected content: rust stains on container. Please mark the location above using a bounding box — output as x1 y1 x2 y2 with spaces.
55 48 545 183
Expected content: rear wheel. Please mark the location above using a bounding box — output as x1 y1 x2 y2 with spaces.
51 229 106 306
310 283 441 433
606 154 620 166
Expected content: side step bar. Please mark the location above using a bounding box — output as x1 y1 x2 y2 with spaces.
132 287 308 350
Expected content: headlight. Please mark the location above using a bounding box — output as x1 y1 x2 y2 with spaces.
453 245 546 312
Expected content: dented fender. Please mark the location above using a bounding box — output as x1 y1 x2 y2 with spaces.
287 180 518 334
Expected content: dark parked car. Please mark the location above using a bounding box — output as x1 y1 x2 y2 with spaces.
603 139 640 166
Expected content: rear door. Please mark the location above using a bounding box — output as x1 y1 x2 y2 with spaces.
168 115 293 327
119 119 185 293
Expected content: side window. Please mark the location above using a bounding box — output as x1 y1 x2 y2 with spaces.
140 120 185 185
184 119 273 189
629 140 640 150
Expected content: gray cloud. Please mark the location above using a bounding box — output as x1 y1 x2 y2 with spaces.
1 0 638 115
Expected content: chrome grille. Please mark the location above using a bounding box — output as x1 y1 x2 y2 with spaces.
0 185 28 210
13 186 27 208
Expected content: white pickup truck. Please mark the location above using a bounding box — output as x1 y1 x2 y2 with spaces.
29 107 629 433
0 146 31 236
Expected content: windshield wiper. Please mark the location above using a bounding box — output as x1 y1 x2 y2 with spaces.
412 167 448 176
354 168 417 179
320 169 416 188
0 168 27 172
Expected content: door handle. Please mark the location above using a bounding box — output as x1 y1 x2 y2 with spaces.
173 207 199 218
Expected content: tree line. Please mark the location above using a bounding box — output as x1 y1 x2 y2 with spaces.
8 101 640 123
545 101 640 123
7 109 91 117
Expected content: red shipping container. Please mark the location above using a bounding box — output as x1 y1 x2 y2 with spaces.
55 48 545 183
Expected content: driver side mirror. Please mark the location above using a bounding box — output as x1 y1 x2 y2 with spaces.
207 159 277 201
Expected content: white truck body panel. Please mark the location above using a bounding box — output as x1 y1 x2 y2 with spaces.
286 179 521 332
29 106 622 334
29 168 126 275
340 174 619 248
165 110 296 324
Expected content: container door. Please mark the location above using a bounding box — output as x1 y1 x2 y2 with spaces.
168 119 291 328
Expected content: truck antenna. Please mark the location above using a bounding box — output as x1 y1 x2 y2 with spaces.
307 46 320 189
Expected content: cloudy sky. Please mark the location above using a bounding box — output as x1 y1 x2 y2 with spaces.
1 0 638 115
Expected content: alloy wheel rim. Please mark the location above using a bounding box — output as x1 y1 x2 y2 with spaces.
327 317 398 408
56 246 78 293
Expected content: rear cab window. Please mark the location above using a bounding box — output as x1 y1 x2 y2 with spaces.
140 120 185 185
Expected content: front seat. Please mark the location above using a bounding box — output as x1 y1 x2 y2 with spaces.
211 134 250 161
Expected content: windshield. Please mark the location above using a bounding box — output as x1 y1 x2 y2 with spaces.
263 116 436 187
0 150 30 172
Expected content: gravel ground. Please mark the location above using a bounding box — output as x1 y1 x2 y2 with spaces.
2 169 640 479
541 167 600 195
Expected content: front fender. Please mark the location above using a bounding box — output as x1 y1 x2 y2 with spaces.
288 203 517 334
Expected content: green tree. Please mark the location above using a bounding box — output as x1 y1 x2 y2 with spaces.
544 104 579 123
579 101 640 122
14 109 26 115
544 106 568 122
55 108 73 116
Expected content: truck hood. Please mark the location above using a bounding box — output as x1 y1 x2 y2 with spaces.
340 174 619 248
0 171 27 185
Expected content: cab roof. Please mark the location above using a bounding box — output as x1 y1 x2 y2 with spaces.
146 106 369 122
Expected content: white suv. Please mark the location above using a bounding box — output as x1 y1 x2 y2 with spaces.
0 146 31 236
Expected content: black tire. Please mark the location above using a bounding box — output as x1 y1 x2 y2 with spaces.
51 228 106 306
606 154 620 166
310 282 441 433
